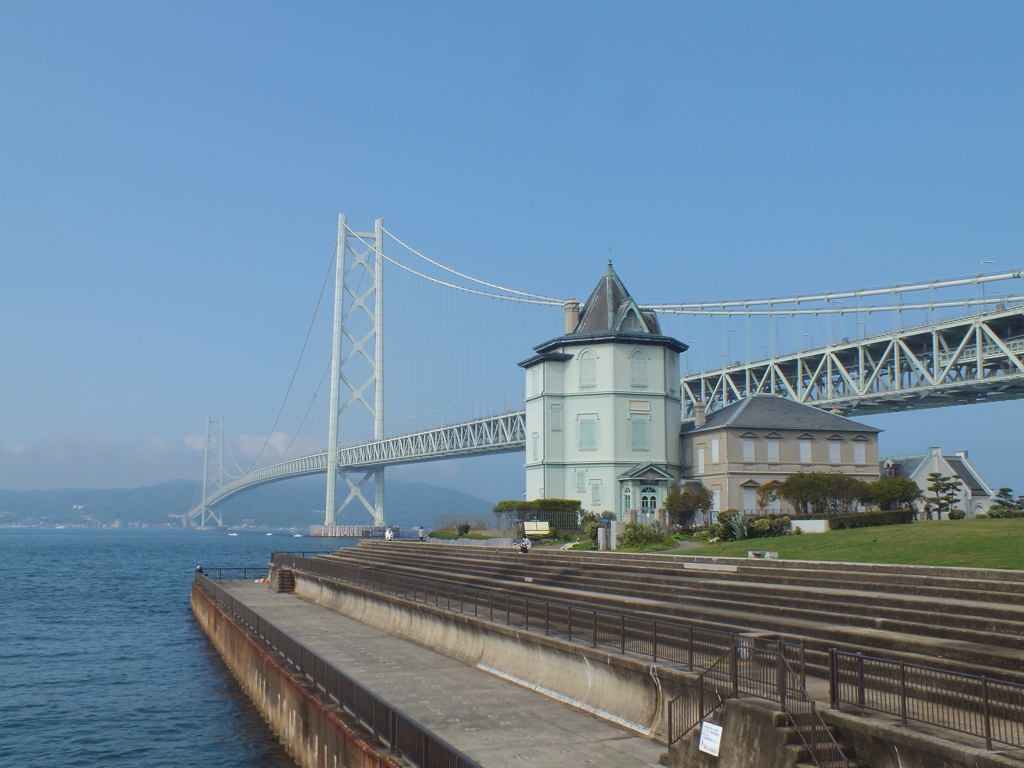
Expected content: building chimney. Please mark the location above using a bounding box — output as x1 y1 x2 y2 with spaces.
694 401 706 427
563 299 580 334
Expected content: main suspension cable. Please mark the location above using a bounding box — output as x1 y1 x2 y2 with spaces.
248 244 338 470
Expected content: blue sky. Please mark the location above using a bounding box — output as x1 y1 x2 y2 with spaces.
1 2 1022 503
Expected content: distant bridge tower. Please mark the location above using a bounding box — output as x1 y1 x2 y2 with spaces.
198 417 225 528
325 215 386 527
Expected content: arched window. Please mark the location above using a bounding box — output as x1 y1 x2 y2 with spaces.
579 350 596 388
640 486 658 512
630 349 648 386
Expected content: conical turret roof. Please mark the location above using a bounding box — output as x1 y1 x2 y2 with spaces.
571 262 662 335
519 263 687 367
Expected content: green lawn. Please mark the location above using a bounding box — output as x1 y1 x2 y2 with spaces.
679 519 1024 570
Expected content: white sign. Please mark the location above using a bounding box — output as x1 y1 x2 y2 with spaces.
698 721 723 756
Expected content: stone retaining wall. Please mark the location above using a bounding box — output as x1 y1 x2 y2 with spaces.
190 582 400 768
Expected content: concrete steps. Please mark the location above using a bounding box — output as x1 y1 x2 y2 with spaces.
312 542 1024 684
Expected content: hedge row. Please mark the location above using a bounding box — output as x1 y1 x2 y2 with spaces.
493 498 582 514
828 509 916 529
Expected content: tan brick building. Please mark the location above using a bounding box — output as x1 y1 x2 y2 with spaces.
680 395 881 514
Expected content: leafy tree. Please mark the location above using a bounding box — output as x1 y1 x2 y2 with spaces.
756 480 780 513
866 477 922 511
777 472 870 515
664 482 714 528
988 487 1023 517
923 473 963 520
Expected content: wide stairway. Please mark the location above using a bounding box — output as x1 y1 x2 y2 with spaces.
308 540 1024 687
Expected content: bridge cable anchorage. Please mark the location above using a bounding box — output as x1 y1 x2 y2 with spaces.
248 241 340 471
344 224 564 306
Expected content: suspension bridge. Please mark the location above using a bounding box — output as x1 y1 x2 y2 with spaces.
187 216 1024 528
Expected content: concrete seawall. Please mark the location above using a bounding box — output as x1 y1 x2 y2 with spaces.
195 562 1024 768
190 581 400 768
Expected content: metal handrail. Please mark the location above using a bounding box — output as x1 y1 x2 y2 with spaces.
778 653 849 768
667 649 737 744
830 648 1024 751
197 566 268 580
666 642 849 768
193 574 482 768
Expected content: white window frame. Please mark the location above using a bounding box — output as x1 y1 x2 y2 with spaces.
549 403 563 432
854 441 866 464
767 439 780 463
742 438 755 462
742 487 756 511
579 415 598 451
630 349 648 387
799 439 812 464
710 438 720 464
829 441 841 464
631 415 650 451
697 447 706 474
579 350 596 388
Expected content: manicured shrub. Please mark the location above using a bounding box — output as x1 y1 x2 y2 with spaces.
455 523 471 536
987 507 1024 518
948 510 966 520
618 522 674 549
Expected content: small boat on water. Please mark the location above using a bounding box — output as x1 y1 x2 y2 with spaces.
293 534 302 538
265 532 273 536
228 532 239 536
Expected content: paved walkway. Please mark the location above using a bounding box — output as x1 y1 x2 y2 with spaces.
220 580 666 768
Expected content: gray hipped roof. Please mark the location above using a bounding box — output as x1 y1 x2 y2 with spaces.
682 394 881 434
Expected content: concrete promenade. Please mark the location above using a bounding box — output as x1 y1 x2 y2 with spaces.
220 579 666 768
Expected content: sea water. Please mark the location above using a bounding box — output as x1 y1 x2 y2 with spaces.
0 528 353 768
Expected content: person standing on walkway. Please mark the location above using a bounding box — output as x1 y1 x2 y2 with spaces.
418 526 426 543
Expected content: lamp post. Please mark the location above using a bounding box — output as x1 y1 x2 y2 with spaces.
726 328 738 365
981 260 994 309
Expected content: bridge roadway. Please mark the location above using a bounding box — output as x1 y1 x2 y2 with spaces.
220 578 665 768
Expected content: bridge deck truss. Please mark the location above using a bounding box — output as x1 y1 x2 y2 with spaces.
681 307 1024 417
188 412 526 516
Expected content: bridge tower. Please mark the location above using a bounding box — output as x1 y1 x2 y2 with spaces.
197 416 225 528
325 215 386 527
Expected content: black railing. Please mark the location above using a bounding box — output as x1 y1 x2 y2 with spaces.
668 645 850 768
830 649 1024 751
198 566 268 580
273 552 806 679
193 574 482 768
667 650 735 745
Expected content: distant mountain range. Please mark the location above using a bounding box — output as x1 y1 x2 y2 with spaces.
0 475 498 530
